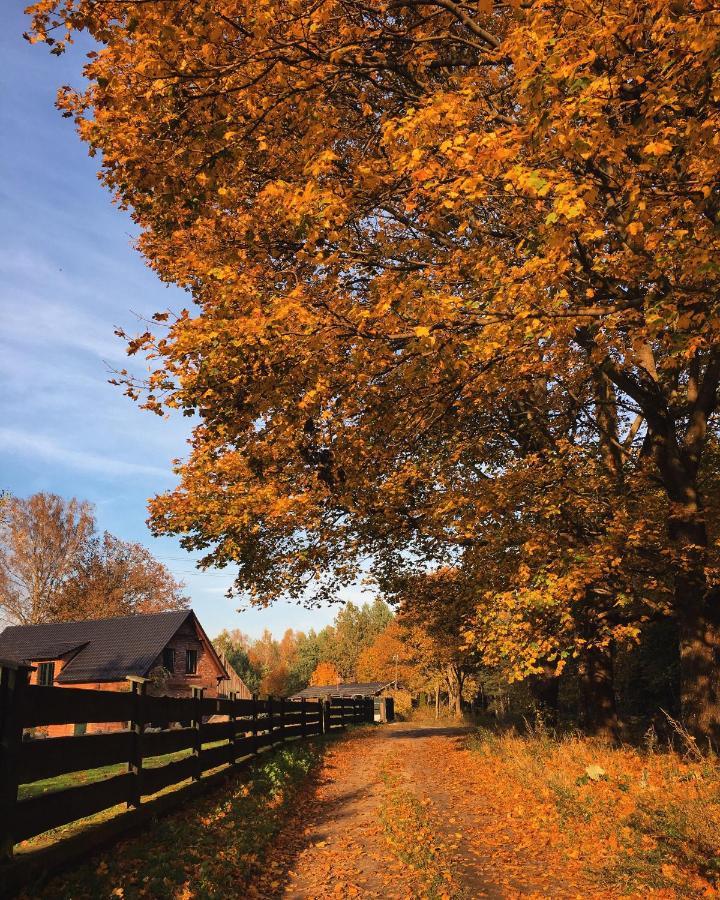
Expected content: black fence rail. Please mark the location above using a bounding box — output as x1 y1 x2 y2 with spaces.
0 661 374 867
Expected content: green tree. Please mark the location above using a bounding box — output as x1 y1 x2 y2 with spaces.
213 629 262 695
329 601 393 680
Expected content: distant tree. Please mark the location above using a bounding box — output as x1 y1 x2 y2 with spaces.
330 600 393 680
310 661 341 687
287 629 324 689
213 629 262 695
261 628 298 695
58 532 188 620
262 663 291 697
356 620 428 692
0 492 94 624
247 628 281 683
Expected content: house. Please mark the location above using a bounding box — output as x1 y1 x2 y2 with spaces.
290 681 397 722
0 609 236 735
290 681 396 700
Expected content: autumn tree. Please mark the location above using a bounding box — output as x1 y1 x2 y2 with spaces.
357 619 430 694
58 531 188 619
327 600 393 680
0 492 187 624
0 492 94 624
30 0 720 738
310 661 341 687
390 571 484 718
457 441 673 737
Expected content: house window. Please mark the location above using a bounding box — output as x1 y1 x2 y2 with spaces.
186 649 198 675
162 647 175 673
37 662 55 686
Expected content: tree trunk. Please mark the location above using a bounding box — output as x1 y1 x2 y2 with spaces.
528 664 560 725
446 666 464 719
669 511 720 742
435 680 440 719
579 642 619 741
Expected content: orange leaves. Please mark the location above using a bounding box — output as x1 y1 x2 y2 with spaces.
310 661 341 686
642 140 674 156
26 0 720 737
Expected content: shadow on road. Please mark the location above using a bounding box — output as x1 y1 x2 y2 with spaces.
382 723 471 740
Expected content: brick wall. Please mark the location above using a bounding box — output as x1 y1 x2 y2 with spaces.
147 618 223 699
27 620 225 737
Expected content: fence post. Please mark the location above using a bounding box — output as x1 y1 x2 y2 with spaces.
127 675 149 809
340 698 345 729
323 699 331 734
191 686 204 780
267 695 274 745
228 691 237 765
280 697 286 742
251 694 259 755
301 697 307 738
0 662 31 860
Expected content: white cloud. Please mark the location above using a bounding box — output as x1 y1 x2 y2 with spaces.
3 289 128 362
0 427 174 480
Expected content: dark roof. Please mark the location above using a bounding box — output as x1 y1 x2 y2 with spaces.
0 610 212 683
290 682 395 699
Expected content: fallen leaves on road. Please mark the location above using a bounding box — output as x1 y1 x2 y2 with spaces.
20 723 720 899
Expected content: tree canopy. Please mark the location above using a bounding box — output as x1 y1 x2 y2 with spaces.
28 0 720 738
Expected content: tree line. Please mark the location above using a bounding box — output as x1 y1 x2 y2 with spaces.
214 599 392 697
28 0 720 741
215 597 484 718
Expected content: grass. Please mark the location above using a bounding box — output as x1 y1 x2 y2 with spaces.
18 741 226 801
15 739 251 855
466 720 720 897
378 763 463 899
18 738 329 899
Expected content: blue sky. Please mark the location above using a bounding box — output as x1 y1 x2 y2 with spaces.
0 5 344 639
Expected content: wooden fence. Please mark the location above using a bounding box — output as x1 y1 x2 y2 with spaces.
0 660 374 867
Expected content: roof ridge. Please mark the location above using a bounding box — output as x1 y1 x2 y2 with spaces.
2 608 190 631
0 610 200 684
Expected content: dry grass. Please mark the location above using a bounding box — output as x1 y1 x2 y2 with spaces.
466 720 720 897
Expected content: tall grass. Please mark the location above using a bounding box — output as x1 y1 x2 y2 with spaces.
467 720 720 896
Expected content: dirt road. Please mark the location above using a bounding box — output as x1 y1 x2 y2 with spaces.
248 722 599 899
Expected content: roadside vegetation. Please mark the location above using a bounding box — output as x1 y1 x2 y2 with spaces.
465 721 720 897
20 739 327 899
